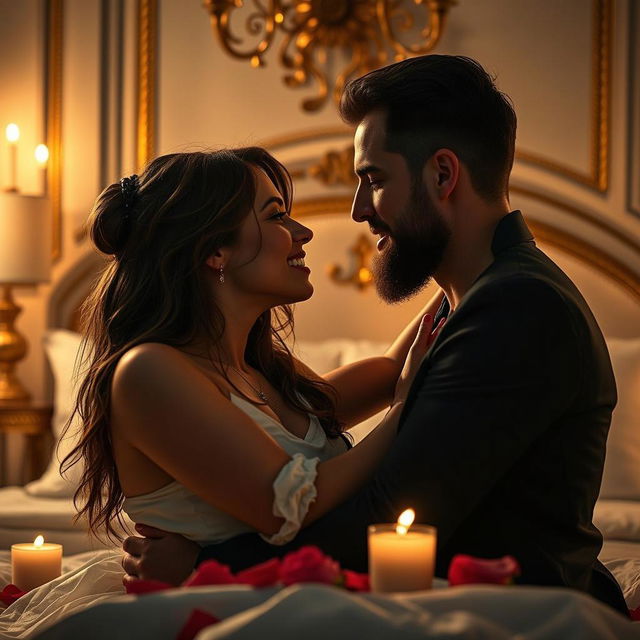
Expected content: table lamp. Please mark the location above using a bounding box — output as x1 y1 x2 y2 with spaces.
0 192 51 405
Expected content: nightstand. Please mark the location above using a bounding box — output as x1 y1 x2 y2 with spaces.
0 403 53 486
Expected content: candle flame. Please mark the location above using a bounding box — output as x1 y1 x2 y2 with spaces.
35 144 49 165
6 123 19 143
396 508 415 535
34 535 44 547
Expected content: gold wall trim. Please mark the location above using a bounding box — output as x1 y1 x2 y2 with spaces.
510 184 640 256
260 126 353 152
46 0 63 261
135 0 157 171
515 0 611 192
292 194 640 303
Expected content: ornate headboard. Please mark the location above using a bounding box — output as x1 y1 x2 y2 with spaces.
47 204 640 342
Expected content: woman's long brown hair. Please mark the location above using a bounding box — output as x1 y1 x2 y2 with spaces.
62 148 342 542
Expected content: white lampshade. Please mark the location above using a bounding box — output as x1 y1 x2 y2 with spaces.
0 192 51 284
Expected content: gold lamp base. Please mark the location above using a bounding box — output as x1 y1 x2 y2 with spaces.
0 284 31 406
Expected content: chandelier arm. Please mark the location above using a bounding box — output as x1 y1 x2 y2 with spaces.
333 43 370 106
204 0 281 63
377 0 455 58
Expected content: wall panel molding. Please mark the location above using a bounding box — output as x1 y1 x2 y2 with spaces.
514 0 611 192
46 0 63 261
135 0 157 171
628 0 640 217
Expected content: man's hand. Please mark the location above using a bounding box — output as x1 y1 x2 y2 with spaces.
122 523 200 587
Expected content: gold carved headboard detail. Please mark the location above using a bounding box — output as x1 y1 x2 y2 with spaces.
327 233 375 290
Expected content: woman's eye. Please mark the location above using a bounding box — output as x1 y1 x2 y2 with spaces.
270 211 288 221
368 181 381 191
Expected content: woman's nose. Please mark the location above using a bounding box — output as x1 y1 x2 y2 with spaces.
291 218 313 244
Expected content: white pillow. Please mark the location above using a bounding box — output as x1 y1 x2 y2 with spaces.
25 329 85 498
293 339 348 375
599 338 640 500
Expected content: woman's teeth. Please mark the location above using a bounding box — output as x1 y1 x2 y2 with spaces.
287 257 306 267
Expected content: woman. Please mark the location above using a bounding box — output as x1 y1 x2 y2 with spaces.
0 148 443 639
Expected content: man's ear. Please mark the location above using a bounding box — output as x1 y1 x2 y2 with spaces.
424 149 459 200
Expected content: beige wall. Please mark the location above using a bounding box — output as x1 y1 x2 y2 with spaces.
1 0 639 477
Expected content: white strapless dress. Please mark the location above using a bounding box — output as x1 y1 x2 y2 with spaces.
0 395 348 638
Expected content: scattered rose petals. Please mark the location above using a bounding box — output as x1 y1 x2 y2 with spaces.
236 558 281 587
448 554 520 586
280 546 342 586
176 608 220 640
342 569 370 592
183 560 237 587
0 584 26 606
124 579 173 595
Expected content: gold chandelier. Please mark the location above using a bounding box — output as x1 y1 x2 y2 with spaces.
202 0 457 112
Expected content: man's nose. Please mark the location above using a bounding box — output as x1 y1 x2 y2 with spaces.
351 184 372 223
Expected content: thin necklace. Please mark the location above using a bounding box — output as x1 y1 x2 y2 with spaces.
231 366 268 404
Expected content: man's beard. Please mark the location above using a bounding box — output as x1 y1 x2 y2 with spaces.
372 180 451 304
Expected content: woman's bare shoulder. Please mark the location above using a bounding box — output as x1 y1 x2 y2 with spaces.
113 342 219 399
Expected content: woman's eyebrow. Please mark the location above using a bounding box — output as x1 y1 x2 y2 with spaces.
260 195 284 211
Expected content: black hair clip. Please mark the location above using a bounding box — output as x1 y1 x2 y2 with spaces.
120 174 140 213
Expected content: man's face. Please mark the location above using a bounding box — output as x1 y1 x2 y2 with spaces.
352 110 451 303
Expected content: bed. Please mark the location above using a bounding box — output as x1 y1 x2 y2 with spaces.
1 203 639 638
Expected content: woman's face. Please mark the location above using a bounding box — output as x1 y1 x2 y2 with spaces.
224 166 314 306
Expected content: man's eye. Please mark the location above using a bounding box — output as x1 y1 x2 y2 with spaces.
368 181 381 191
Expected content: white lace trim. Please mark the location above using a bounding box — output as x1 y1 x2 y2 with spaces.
260 453 319 545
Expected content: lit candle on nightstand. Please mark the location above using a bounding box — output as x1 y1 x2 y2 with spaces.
5 123 19 192
368 509 436 593
34 144 49 195
11 535 62 591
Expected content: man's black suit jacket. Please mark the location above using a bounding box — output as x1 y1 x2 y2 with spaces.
198 211 627 613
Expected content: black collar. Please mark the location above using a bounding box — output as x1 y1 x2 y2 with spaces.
491 210 535 256
434 211 534 322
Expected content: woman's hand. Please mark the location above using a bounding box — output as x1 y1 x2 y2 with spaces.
394 314 446 405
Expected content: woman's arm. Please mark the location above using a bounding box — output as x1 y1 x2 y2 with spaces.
307 287 444 428
112 331 432 538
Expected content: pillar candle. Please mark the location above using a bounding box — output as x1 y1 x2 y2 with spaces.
368 511 436 593
11 536 62 591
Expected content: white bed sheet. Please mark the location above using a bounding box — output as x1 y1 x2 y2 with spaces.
0 548 639 640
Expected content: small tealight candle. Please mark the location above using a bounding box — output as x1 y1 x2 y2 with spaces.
368 509 436 593
11 535 62 591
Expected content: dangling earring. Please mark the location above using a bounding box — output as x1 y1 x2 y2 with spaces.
219 266 225 284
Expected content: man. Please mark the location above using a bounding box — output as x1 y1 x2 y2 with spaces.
123 55 627 613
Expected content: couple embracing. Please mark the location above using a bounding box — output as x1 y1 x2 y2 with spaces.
67 54 627 615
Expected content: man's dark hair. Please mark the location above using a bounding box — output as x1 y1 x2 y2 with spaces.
340 55 517 202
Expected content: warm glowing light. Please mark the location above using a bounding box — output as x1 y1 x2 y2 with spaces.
250 55 260 68
395 508 415 535
6 123 19 143
275 12 284 23
34 535 44 548
34 144 49 166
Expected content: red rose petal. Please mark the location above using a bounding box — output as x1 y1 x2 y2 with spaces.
236 558 281 587
125 579 173 595
176 608 220 640
183 560 237 587
448 554 520 586
342 570 370 592
0 584 27 606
